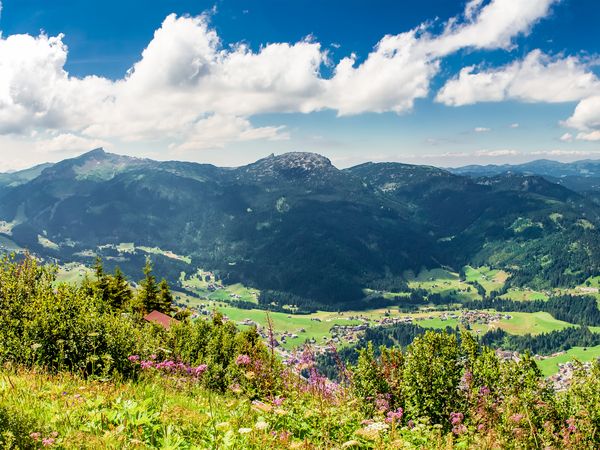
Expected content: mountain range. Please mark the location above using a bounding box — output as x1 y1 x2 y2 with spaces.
1 149 599 309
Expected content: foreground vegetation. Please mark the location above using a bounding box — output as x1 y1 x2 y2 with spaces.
0 254 599 448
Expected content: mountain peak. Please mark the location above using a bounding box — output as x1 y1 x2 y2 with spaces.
242 152 336 180
270 152 333 170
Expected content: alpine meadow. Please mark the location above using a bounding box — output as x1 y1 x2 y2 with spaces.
1 0 600 449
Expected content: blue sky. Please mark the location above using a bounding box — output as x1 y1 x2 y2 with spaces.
0 0 599 169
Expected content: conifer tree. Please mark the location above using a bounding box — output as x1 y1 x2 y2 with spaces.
158 278 174 314
138 257 160 313
108 266 133 309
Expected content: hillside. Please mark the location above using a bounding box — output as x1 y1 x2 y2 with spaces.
1 150 600 308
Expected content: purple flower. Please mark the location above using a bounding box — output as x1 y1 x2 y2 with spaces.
566 417 577 433
385 408 404 423
194 364 208 376
235 354 251 366
450 412 464 426
272 396 285 407
128 355 140 362
479 386 491 396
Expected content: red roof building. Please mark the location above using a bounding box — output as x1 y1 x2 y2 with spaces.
143 310 179 329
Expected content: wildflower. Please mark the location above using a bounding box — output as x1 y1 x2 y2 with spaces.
42 437 55 447
450 412 464 426
251 400 272 413
364 421 389 432
510 413 525 423
230 383 242 394
238 428 252 434
407 419 415 429
50 432 58 438
255 420 269 431
385 407 404 424
235 354 251 365
140 360 154 369
566 417 577 433
375 394 390 413
271 396 285 406
193 364 208 376
452 424 467 435
30 432 41 441
128 355 140 362
479 386 491 396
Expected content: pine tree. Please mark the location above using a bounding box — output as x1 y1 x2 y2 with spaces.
138 257 160 313
108 266 133 309
158 278 174 314
93 257 110 304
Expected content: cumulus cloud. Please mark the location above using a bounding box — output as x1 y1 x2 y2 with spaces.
33 133 112 153
474 127 491 132
564 95 600 136
436 50 600 106
0 0 558 152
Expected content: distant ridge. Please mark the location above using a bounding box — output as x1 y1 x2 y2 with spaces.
1 149 600 309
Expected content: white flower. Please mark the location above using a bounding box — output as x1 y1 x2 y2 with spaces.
238 427 252 434
255 420 269 431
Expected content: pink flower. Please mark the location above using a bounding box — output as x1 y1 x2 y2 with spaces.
272 396 285 406
194 364 208 376
566 417 577 433
479 386 491 396
510 413 525 423
30 432 41 441
42 437 55 446
235 354 251 366
450 412 464 426
128 355 139 362
385 408 404 423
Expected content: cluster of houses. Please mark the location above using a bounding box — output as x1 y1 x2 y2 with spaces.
460 310 511 325
547 360 595 391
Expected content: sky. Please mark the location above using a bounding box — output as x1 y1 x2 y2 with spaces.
0 0 600 170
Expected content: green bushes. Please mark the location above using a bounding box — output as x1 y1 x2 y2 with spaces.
0 255 268 385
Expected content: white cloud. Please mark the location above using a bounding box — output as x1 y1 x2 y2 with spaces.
34 133 112 153
510 123 519 128
436 50 600 106
0 1 558 156
474 127 491 132
564 95 600 135
576 130 600 141
475 149 519 156
560 132 573 142
530 149 600 156
170 115 288 151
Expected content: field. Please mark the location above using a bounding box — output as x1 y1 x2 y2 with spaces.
495 311 573 335
536 345 600 376
500 288 549 302
0 234 22 251
404 268 481 301
463 265 509 294
179 270 260 304
56 263 93 284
